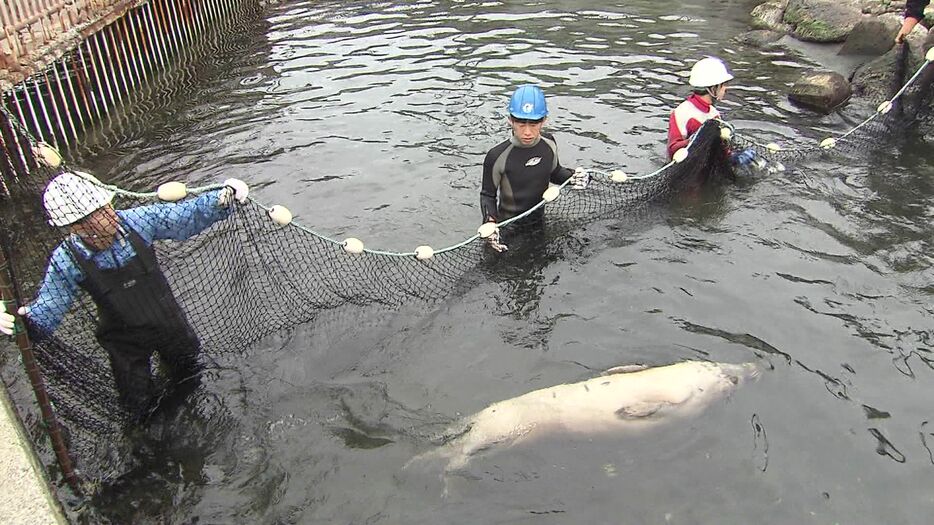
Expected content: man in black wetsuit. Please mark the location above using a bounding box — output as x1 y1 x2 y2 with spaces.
479 84 587 251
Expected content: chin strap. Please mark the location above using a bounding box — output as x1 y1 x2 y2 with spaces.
706 84 723 102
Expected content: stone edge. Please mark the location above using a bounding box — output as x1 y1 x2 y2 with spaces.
0 380 68 525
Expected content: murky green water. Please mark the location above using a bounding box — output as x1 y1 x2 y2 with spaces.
21 0 934 522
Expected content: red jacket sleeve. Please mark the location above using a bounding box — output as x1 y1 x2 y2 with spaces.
667 111 688 159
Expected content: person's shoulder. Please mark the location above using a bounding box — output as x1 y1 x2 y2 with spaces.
48 241 75 268
673 97 694 112
539 132 559 149
116 207 141 226
484 139 512 161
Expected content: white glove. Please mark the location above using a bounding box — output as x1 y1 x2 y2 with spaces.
487 226 508 253
570 167 590 190
0 306 27 336
219 178 249 206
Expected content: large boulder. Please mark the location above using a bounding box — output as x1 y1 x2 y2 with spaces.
838 14 901 56
784 0 865 42
924 29 934 55
850 37 929 102
751 1 792 32
788 71 853 111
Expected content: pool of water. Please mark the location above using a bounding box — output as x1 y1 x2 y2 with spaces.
33 0 934 522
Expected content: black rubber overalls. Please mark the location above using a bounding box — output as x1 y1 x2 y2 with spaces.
66 227 201 421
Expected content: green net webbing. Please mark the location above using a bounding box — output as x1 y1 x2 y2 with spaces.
1 47 932 491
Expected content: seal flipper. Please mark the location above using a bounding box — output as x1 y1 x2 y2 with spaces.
615 391 695 420
603 364 648 376
615 401 671 419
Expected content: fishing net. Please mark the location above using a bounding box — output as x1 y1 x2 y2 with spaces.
730 44 934 168
0 115 729 485
0 40 932 493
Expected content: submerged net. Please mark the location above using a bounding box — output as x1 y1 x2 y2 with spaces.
0 46 932 492
731 44 934 168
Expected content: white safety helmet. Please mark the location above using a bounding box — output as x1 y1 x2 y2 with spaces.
688 57 734 88
43 171 115 227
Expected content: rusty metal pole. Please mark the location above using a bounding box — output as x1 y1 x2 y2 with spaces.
0 242 81 494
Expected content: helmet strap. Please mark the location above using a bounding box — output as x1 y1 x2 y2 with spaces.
706 84 725 102
706 86 718 101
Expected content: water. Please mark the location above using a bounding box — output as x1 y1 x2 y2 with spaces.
31 0 934 522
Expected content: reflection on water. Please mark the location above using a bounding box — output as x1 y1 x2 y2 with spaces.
9 0 934 523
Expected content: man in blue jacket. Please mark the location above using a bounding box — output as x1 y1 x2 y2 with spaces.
0 171 248 421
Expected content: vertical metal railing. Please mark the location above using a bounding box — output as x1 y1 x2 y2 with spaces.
1 0 258 185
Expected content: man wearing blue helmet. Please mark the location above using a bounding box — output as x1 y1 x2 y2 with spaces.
480 84 587 252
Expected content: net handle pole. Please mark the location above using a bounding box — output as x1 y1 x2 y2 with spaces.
0 244 81 494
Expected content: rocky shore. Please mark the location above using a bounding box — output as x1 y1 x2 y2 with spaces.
742 0 934 111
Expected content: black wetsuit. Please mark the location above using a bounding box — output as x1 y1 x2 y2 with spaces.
480 132 574 223
906 0 930 20
66 227 201 421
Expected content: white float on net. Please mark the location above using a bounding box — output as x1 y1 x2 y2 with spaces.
542 185 560 202
610 170 628 182
819 137 837 150
157 181 188 202
672 148 689 163
268 205 293 226
343 237 364 254
415 245 434 260
477 222 497 238
34 142 62 168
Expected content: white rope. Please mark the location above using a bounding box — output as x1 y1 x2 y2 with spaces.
14 56 932 259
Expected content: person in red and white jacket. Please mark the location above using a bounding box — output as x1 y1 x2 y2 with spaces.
667 57 755 166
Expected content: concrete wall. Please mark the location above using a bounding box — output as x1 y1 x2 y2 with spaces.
0 382 67 525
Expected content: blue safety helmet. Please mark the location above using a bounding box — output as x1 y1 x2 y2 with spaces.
508 85 548 120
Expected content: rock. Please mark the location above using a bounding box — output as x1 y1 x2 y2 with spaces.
788 71 853 111
856 0 904 16
923 29 934 55
839 15 900 55
734 29 787 48
900 22 929 61
851 40 926 102
751 1 792 32
784 0 866 42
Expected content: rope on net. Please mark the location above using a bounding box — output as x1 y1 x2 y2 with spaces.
5 45 933 258
729 47 934 166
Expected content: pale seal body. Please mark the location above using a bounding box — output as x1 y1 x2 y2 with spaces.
411 360 759 472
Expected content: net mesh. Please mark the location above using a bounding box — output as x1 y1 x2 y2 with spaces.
0 47 932 492
732 45 934 168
